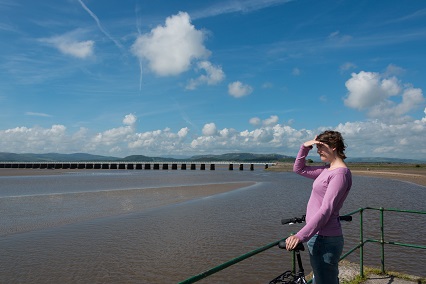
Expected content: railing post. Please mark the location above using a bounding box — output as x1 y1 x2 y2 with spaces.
380 207 385 274
359 208 364 278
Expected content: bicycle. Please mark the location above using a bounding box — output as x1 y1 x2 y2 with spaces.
269 215 352 284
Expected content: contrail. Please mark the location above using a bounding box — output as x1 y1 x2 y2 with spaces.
78 0 124 51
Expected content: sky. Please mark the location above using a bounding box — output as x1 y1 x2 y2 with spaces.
1 0 426 160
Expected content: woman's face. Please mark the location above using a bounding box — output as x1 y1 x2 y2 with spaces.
316 143 335 163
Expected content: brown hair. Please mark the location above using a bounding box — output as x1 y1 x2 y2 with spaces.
316 130 347 160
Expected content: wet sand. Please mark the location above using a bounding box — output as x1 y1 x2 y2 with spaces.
0 168 256 199
350 169 426 187
268 163 426 187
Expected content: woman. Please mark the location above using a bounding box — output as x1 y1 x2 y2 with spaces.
285 130 352 284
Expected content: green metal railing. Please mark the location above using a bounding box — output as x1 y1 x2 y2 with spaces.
179 207 426 283
340 207 426 278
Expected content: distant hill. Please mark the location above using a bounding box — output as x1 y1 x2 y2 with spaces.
189 153 291 162
0 152 424 164
120 155 179 162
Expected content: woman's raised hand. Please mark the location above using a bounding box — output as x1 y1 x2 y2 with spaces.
303 136 320 148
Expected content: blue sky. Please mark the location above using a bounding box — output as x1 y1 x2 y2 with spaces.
1 0 426 160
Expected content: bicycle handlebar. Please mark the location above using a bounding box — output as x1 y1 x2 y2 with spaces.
281 215 352 225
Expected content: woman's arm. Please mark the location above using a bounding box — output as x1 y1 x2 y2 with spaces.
293 144 325 179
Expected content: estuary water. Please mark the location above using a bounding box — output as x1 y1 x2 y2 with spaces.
0 168 425 283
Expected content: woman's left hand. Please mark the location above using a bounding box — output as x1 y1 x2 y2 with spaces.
285 235 301 251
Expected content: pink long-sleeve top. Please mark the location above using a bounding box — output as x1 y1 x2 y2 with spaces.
293 145 352 243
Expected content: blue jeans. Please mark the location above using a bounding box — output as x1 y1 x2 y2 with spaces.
307 234 344 284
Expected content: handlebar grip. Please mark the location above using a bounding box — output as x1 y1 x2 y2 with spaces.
278 241 305 251
281 215 306 225
339 215 352 222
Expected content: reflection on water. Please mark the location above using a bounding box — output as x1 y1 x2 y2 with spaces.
0 169 425 283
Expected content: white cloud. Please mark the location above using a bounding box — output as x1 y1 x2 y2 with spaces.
92 125 134 146
228 81 253 98
131 12 210 76
186 61 225 90
249 116 279 127
178 127 189 138
123 114 137 126
263 115 279 126
335 118 426 157
344 71 388 109
384 64 405 77
1 111 425 160
344 71 424 121
40 31 94 59
202 123 217 136
2 125 68 153
249 117 261 126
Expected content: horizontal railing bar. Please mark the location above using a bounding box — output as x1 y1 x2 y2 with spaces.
363 207 426 214
366 239 426 249
178 238 285 284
